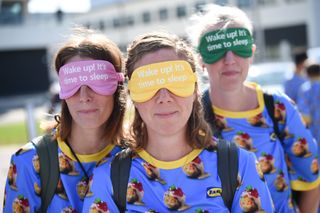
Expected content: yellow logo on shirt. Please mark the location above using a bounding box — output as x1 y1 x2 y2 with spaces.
206 187 222 197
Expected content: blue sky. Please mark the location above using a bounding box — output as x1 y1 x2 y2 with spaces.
28 0 91 13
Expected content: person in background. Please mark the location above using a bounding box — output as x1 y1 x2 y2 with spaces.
187 4 319 212
284 51 308 103
83 31 274 212
297 63 320 155
3 27 126 212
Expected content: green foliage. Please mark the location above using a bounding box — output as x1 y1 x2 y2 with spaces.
0 122 43 145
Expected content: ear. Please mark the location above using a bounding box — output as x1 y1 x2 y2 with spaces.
197 54 206 72
252 44 256 54
249 44 257 64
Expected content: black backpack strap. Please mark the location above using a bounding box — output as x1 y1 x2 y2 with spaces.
217 138 239 210
31 134 59 213
111 148 132 212
263 93 285 144
201 89 221 138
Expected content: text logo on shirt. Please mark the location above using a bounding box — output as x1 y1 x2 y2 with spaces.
206 187 222 198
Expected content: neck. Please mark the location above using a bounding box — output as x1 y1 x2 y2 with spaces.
145 129 192 161
68 126 110 155
210 84 258 111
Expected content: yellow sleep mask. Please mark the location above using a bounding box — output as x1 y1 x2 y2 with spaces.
128 60 197 102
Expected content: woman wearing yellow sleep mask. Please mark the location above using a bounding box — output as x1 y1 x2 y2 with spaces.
128 60 197 102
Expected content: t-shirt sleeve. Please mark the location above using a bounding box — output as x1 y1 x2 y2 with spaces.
274 94 319 191
3 143 41 213
232 149 275 212
297 84 312 124
82 158 120 213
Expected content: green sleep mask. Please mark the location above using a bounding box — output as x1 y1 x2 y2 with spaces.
198 28 254 64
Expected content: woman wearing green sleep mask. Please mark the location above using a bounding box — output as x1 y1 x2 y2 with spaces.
187 3 320 213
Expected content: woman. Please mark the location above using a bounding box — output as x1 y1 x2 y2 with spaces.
187 4 319 212
3 28 126 212
83 32 274 212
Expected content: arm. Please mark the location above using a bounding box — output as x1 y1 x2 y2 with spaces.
232 150 274 212
296 83 311 126
279 94 320 211
298 186 320 213
3 143 41 212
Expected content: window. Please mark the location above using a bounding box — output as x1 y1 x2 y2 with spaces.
159 8 168 21
176 5 187 18
195 1 206 12
142 11 151 23
113 18 121 28
237 0 251 8
99 20 105 30
126 16 134 26
215 0 228 5
0 2 23 25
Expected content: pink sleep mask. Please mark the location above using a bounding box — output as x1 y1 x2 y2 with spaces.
58 60 124 99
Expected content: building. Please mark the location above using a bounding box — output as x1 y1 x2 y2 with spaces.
0 0 319 100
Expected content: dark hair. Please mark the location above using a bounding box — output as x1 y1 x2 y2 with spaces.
306 63 320 78
125 32 212 150
54 28 126 145
293 52 308 66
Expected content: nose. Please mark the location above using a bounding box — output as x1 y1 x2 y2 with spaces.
224 50 236 64
79 85 92 102
155 88 173 104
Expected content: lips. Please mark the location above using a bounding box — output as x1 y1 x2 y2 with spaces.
220 70 240 76
154 111 177 118
78 109 98 114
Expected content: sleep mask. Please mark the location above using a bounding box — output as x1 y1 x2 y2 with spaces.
59 60 124 99
128 60 197 102
198 28 253 64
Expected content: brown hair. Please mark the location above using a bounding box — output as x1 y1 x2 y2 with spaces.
125 32 212 150
54 28 126 145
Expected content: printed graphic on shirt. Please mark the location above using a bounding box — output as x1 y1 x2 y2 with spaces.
247 113 268 128
195 208 209 213
274 170 288 192
8 160 18 190
206 187 222 198
89 198 110 213
258 152 276 174
311 158 319 175
127 178 144 205
32 154 40 173
239 186 264 212
12 195 30 213
59 152 79 175
255 161 265 181
61 206 77 213
215 114 233 132
142 162 166 184
77 176 89 200
182 156 209 179
233 131 256 152
163 185 190 211
34 182 41 196
86 175 94 197
56 178 68 200
291 137 312 157
274 101 286 124
285 154 295 174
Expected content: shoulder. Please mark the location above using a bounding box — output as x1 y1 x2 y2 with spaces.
13 142 38 159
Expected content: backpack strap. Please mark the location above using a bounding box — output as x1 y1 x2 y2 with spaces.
111 148 132 212
263 93 285 144
201 89 221 138
217 138 239 210
31 134 59 213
